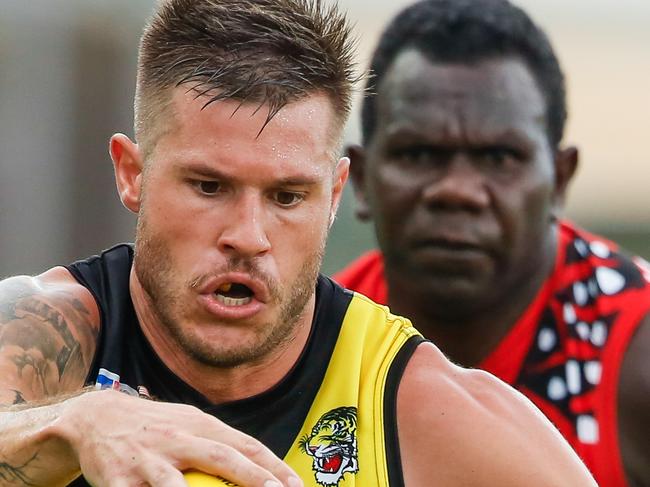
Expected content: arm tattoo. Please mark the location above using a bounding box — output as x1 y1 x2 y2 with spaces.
9 390 25 405
16 299 82 379
0 278 97 400
0 452 37 486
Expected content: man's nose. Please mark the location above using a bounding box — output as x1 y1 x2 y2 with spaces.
217 194 271 258
421 154 490 211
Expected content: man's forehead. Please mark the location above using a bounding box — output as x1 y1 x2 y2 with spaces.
170 88 335 131
147 88 340 171
376 49 547 134
149 87 344 162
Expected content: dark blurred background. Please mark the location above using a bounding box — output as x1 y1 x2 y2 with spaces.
1 0 648 278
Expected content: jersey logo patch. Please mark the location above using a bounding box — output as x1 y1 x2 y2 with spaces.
300 406 358 486
94 368 150 398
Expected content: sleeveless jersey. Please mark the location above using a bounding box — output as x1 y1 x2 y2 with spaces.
334 220 650 487
65 244 424 487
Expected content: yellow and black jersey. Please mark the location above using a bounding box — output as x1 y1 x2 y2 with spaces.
66 244 424 486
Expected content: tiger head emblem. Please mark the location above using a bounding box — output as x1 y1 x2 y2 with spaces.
299 406 358 486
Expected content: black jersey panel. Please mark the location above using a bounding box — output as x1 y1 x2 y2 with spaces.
383 335 427 487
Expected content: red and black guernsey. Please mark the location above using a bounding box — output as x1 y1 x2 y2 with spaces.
334 220 650 487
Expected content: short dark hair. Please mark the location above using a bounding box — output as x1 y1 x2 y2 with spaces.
135 0 357 154
361 0 567 147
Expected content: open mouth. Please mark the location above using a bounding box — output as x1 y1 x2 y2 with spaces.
215 282 254 307
317 453 343 473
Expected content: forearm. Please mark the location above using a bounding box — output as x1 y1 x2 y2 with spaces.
0 388 303 487
0 398 84 486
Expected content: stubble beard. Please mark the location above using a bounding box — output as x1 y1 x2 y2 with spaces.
133 215 324 369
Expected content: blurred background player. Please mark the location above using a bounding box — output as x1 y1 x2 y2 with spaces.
335 1 650 486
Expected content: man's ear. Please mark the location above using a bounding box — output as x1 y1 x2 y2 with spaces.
110 133 144 214
552 146 579 214
329 156 350 228
347 144 372 222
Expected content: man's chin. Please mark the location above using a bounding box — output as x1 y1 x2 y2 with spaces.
174 314 297 368
410 250 495 276
409 274 499 317
180 334 271 368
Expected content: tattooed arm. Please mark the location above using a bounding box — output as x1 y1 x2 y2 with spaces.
0 267 100 486
0 270 301 487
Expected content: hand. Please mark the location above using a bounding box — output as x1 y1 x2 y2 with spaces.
55 389 302 487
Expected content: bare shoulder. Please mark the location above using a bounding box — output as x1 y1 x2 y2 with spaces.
397 342 596 487
618 312 650 486
0 267 100 406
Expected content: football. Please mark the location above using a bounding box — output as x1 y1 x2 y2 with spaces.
183 470 239 486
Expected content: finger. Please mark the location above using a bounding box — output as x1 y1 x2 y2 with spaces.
232 434 302 487
179 437 289 487
198 422 302 487
137 458 188 487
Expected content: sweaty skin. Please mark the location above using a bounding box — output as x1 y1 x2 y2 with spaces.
0 66 597 487
0 92 351 487
398 343 597 486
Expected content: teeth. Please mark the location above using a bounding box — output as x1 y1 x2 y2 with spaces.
218 283 232 293
216 295 252 307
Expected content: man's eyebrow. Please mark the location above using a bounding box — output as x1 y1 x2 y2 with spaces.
175 162 229 180
383 126 535 148
383 125 424 140
272 175 321 187
472 129 537 150
174 162 321 186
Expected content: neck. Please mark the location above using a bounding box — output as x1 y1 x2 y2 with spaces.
387 234 558 367
129 269 315 404
390 286 538 367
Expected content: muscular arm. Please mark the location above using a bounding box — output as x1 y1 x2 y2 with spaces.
618 313 650 487
0 269 99 404
0 268 100 485
0 270 301 487
397 342 597 486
